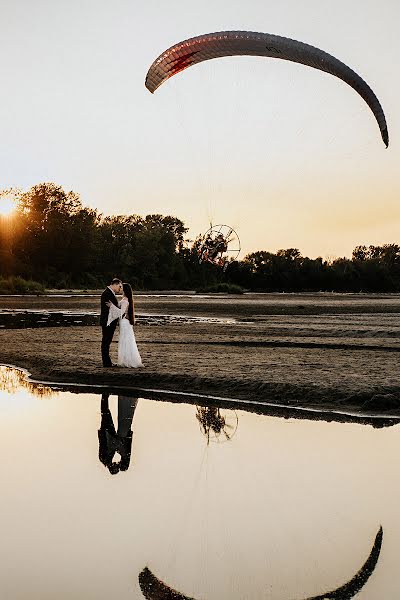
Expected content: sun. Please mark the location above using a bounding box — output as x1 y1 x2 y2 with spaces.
0 197 17 217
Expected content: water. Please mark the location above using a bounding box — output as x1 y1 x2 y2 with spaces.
0 310 235 329
0 366 399 599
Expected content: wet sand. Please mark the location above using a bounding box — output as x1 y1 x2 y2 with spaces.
1 292 400 412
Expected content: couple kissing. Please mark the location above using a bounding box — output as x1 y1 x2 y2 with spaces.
100 278 143 369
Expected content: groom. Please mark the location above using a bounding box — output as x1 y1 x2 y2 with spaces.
100 278 122 367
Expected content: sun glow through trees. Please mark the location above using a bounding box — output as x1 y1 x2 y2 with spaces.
0 198 16 217
0 188 20 217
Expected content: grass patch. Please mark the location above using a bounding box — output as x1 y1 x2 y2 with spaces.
196 283 245 294
0 276 45 295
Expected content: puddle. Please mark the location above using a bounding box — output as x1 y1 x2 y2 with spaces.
0 365 398 598
0 310 235 329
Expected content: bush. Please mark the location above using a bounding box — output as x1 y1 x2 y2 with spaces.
0 276 45 295
196 283 245 294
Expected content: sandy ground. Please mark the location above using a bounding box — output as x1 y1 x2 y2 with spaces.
2 292 400 412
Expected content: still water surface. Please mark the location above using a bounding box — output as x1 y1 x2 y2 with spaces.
0 366 399 599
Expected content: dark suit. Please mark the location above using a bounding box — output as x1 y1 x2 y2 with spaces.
100 287 119 367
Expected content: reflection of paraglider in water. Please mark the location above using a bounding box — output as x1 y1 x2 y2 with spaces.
196 405 238 444
197 224 240 270
146 30 388 147
98 393 138 475
139 526 383 599
139 567 195 600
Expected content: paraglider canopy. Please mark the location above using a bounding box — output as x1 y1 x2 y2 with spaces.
145 31 388 147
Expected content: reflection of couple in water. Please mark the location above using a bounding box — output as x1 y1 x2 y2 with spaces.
98 393 138 475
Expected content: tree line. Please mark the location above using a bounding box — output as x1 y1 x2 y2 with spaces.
1 182 400 292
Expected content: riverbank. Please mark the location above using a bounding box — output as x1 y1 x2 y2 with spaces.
2 293 400 412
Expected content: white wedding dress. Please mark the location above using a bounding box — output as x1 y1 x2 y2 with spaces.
107 298 143 368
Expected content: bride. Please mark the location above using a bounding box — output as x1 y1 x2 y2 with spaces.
107 283 143 368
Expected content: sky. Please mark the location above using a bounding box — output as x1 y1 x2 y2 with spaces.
0 0 399 259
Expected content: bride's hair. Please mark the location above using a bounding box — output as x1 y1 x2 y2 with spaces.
122 283 135 325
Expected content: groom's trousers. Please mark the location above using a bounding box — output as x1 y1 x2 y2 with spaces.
101 321 118 367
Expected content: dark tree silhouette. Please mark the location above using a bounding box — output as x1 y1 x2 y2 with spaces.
3 182 400 293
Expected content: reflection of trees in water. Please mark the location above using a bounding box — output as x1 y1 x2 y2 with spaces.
0 365 55 398
139 526 383 599
195 406 238 445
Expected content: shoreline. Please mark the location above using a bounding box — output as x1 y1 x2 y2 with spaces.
2 293 400 414
3 363 400 428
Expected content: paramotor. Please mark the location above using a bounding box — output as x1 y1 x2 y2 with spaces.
197 224 240 269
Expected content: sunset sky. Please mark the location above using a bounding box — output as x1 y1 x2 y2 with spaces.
1 0 398 259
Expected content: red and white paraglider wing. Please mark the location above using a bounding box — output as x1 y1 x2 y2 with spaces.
145 31 388 147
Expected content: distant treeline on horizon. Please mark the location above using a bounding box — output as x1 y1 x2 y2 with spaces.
1 182 400 293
